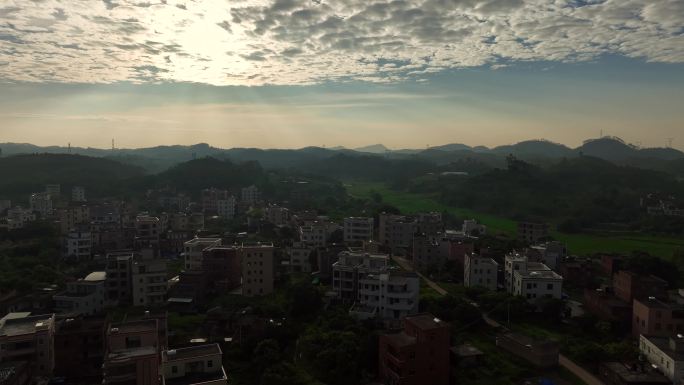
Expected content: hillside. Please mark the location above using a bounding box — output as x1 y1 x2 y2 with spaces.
0 154 144 200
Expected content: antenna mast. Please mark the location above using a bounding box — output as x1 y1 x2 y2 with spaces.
667 138 674 148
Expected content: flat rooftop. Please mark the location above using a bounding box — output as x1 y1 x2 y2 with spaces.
384 332 416 348
164 367 227 385
602 362 670 384
163 343 222 362
109 319 157 335
107 346 157 362
0 313 53 337
516 270 562 280
405 314 449 331
643 336 684 361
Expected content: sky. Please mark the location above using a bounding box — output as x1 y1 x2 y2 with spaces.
0 0 683 150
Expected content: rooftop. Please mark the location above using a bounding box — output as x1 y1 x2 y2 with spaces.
601 362 670 384
384 332 417 348
643 335 684 361
516 269 563 280
84 271 107 281
163 343 222 362
107 346 157 362
0 313 53 337
405 313 449 331
109 319 157 335
636 297 684 310
164 367 227 385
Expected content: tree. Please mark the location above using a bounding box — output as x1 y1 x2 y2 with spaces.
253 339 281 371
260 363 311 385
298 328 363 385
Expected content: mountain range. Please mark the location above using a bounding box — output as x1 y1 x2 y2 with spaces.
1 137 682 175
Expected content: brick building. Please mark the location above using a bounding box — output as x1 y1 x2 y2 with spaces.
613 271 668 304
633 297 684 338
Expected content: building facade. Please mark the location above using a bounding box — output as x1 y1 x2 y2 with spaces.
464 253 498 291
343 217 374 243
53 271 106 316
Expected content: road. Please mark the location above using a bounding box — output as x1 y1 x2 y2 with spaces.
391 255 606 385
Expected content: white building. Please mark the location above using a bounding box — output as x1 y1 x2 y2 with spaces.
63 230 92 259
183 237 222 271
162 344 228 385
343 217 374 243
462 219 487 236
30 192 53 218
525 241 566 271
299 223 327 247
105 251 134 305
217 196 237 219
352 272 420 321
512 269 563 302
639 335 684 385
241 185 260 205
71 186 86 202
5 206 35 229
288 242 313 273
263 205 290 226
53 271 106 316
378 213 417 253
45 184 61 197
332 251 389 302
132 258 167 307
464 253 498 291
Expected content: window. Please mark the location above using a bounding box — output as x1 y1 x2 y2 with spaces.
547 283 553 290
207 360 213 368
172 366 177 374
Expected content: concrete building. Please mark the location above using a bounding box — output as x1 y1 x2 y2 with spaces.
105 251 135 305
379 213 417 253
135 215 161 253
183 237 222 271
633 297 684 337
5 206 35 229
202 247 242 291
464 253 498 291
132 258 167 307
57 205 90 234
63 229 92 260
299 223 327 247
504 253 561 296
54 316 106 382
263 205 290 226
104 319 160 385
378 314 450 385
29 192 52 218
201 188 231 214
71 186 86 202
352 272 420 320
598 362 670 385
513 268 563 303
45 184 60 197
161 344 228 385
517 221 549 243
240 185 260 205
415 212 443 235
0 312 56 377
216 196 236 220
614 271 668 304
639 334 684 385
287 242 313 273
462 219 486 236
343 217 374 243
240 243 274 297
412 233 450 273
333 251 389 302
525 241 566 271
583 288 631 327
53 271 106 316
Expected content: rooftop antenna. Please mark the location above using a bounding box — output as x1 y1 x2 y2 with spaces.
68 142 71 154
667 138 674 148
600 129 603 138
112 138 115 151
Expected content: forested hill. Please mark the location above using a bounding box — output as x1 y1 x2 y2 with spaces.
0 154 145 199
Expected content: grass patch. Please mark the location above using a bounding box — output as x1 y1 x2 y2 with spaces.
347 181 684 258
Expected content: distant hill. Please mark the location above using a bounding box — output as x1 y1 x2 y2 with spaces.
575 137 684 162
492 140 574 158
429 143 474 152
0 154 144 200
353 144 390 154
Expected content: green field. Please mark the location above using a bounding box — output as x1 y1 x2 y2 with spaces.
346 181 684 259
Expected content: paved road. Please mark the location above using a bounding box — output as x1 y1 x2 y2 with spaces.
392 255 606 385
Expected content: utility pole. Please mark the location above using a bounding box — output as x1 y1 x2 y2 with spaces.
666 138 674 148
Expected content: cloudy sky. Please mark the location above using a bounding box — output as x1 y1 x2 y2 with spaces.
0 0 682 149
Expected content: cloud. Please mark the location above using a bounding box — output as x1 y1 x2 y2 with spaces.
0 0 681 85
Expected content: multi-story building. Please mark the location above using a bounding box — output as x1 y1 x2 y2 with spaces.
415 212 443 235
45 184 60 197
343 217 374 243
639 335 684 385
240 185 260 205
183 237 222 271
633 297 684 337
517 222 549 243
134 215 161 252
583 287 631 327
462 219 486 236
525 241 566 271
240 243 274 297
287 242 313 273
71 186 86 202
56 205 90 234
29 192 53 218
104 319 160 385
614 271 668 304
202 188 231 213
379 213 417 253
315 244 349 282
202 246 242 291
464 253 498 291
412 233 447 273
352 272 420 320
504 253 559 295
5 206 35 229
63 229 92 259
53 271 106 316
216 196 237 219
299 223 327 247
263 205 290 226
161 344 228 385
333 251 389 302
54 316 106 382
132 258 167 307
105 251 134 305
0 312 56 377
378 313 450 385
512 268 563 303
